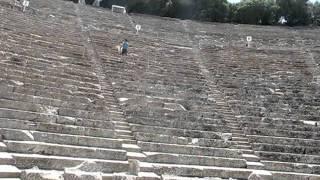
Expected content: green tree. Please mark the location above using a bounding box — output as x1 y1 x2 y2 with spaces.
227 3 239 23
311 2 320 25
193 0 229 22
276 0 312 26
235 0 278 25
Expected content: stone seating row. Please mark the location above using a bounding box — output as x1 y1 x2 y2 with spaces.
198 41 320 176
79 8 261 180
0 1 134 178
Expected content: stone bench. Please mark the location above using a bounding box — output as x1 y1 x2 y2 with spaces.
255 151 320 164
5 140 127 160
12 153 128 173
242 121 320 132
0 89 108 113
0 118 116 138
127 118 230 132
140 162 253 179
261 160 320 174
247 135 320 147
245 127 320 140
0 107 114 130
144 152 247 168
131 124 227 139
138 141 241 158
252 143 320 155
0 65 100 89
1 128 122 149
134 132 232 148
0 98 110 122
0 61 99 82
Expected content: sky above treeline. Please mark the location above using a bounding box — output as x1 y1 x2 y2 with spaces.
228 0 319 3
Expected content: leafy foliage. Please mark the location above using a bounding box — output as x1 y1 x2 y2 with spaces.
311 2 320 25
73 0 320 26
235 0 279 25
276 0 311 26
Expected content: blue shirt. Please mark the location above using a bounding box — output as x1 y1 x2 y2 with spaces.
123 42 129 49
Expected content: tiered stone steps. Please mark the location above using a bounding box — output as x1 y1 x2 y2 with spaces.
1 0 320 179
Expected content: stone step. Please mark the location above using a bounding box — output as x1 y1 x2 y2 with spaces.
231 145 252 149
116 125 131 131
0 74 101 96
252 142 320 155
0 55 96 76
255 151 320 164
131 124 227 140
118 135 135 140
246 161 265 170
0 152 15 165
11 153 128 173
128 118 233 132
232 133 246 138
0 128 122 149
143 151 247 168
0 105 114 128
231 141 250 146
232 137 248 141
240 149 254 154
122 144 141 152
161 175 231 180
20 169 63 180
0 65 100 87
138 141 242 158
272 171 320 180
4 140 127 160
127 152 146 161
120 139 137 144
102 172 160 180
0 62 98 84
0 166 21 178
113 121 129 126
247 135 320 147
0 142 7 151
10 85 96 105
0 107 113 130
231 130 243 134
262 160 320 174
115 129 132 136
134 132 189 145
0 118 115 139
246 127 320 140
7 80 103 101
242 154 260 162
140 162 253 179
0 90 107 113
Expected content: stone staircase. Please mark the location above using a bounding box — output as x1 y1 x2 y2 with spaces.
0 0 320 179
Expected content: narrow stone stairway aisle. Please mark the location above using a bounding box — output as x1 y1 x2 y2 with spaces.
181 20 267 171
74 2 146 166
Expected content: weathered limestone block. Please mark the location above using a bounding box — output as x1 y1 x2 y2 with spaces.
221 133 232 141
134 132 188 145
248 170 272 180
63 170 102 180
21 167 63 180
5 141 126 160
0 165 21 178
144 152 247 168
128 159 140 176
138 141 242 158
198 138 232 148
0 128 34 141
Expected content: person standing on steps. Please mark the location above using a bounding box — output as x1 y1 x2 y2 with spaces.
121 39 129 56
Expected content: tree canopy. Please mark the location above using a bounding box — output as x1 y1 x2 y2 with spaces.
80 0 320 26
